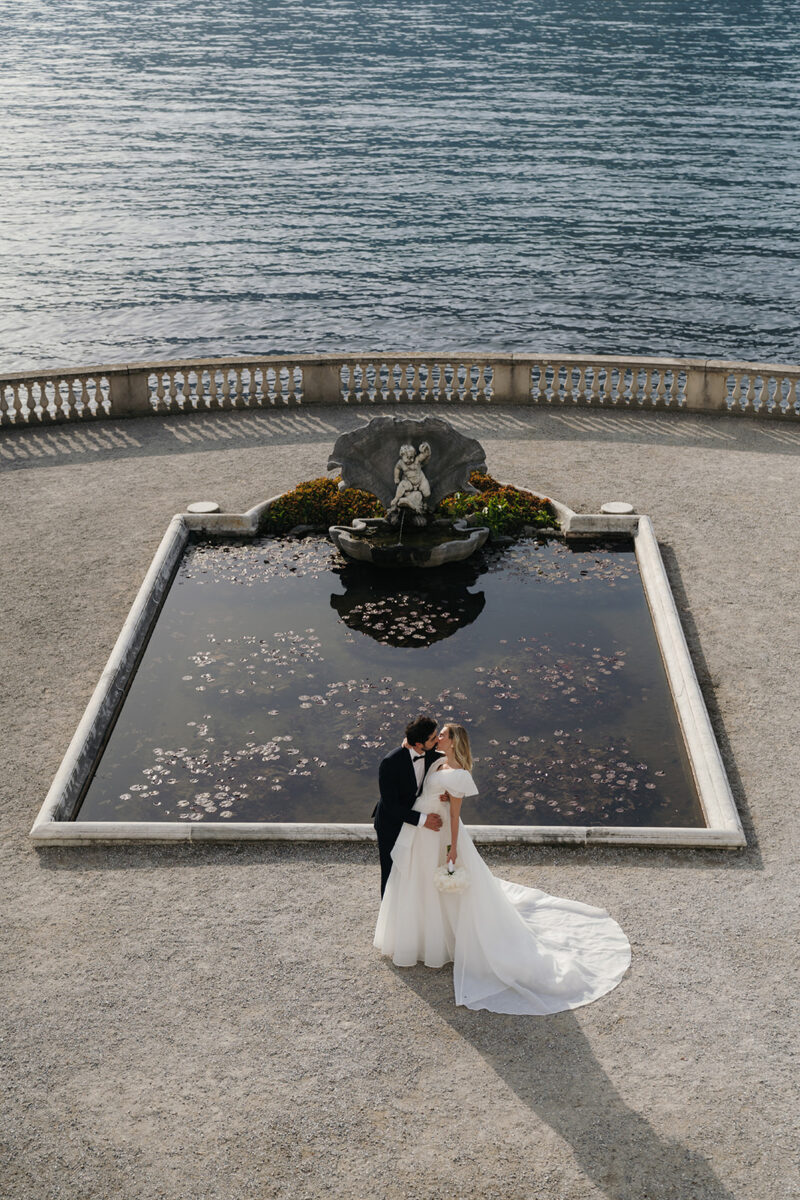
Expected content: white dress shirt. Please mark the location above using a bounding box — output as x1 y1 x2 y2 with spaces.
409 747 426 797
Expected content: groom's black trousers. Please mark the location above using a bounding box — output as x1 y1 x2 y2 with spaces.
374 813 400 897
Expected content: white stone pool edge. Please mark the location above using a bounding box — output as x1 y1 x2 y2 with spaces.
29 500 746 849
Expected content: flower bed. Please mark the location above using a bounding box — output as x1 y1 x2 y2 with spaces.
258 471 557 538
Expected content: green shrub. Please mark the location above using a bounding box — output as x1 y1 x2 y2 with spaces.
258 476 383 534
436 471 557 536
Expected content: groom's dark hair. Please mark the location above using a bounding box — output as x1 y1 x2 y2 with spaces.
406 715 437 745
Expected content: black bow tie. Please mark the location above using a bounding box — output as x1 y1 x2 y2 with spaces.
411 753 425 762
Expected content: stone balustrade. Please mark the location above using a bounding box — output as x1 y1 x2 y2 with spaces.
1 352 798 427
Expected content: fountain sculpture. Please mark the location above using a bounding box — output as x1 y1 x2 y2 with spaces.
327 415 490 567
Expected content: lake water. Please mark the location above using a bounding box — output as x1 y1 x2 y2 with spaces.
76 536 702 828
2 0 799 374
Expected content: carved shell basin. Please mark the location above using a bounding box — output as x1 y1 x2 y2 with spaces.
329 518 490 569
327 414 487 513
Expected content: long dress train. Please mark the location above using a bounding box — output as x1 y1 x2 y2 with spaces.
374 763 631 1015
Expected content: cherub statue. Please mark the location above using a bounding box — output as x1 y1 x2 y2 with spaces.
388 442 431 524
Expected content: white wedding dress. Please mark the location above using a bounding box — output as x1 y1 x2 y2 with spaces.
374 763 631 1014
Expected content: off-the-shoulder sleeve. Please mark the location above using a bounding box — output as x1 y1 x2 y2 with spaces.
447 769 479 798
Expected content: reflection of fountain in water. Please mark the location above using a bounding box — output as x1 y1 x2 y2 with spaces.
330 558 485 648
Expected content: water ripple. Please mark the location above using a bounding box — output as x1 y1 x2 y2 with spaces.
1 0 799 370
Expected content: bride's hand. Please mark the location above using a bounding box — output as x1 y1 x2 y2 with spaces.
439 790 451 803
447 846 457 867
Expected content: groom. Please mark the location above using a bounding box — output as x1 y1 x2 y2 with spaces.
373 715 445 896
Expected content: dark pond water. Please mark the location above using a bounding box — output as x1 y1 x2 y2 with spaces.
76 535 703 828
2 0 799 371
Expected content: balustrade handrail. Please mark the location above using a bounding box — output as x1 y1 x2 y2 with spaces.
2 350 799 426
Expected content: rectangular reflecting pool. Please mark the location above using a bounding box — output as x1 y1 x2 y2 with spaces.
74 535 703 828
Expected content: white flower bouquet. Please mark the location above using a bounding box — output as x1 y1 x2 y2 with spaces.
433 862 471 893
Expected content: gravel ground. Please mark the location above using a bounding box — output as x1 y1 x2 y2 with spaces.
1 404 798 1200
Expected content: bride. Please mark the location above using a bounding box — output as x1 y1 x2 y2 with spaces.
374 723 631 1015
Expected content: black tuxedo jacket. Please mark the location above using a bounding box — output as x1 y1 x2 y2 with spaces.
373 745 444 831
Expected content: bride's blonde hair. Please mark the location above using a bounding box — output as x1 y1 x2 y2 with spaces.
444 723 473 772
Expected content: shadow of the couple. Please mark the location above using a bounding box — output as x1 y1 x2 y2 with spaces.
394 965 735 1200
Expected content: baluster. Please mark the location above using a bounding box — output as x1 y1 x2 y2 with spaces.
651 370 664 409
431 362 443 405
563 365 574 405
62 378 73 419
286 364 297 404
787 377 798 417
586 366 598 406
342 363 353 403
475 364 486 402
219 368 232 409
555 363 567 404
398 363 409 402
434 363 445 403
743 375 756 413
538 364 549 404
772 376 785 416
206 368 217 410
453 363 463 402
383 362 395 403
25 381 38 421
398 363 408 402
233 368 244 408
597 366 610 407
758 375 771 414
194 368 206 409
91 376 105 417
419 362 431 402
41 378 53 419
71 378 86 419
629 368 641 406
641 369 653 408
44 378 56 419
410 363 421 402
630 368 640 407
